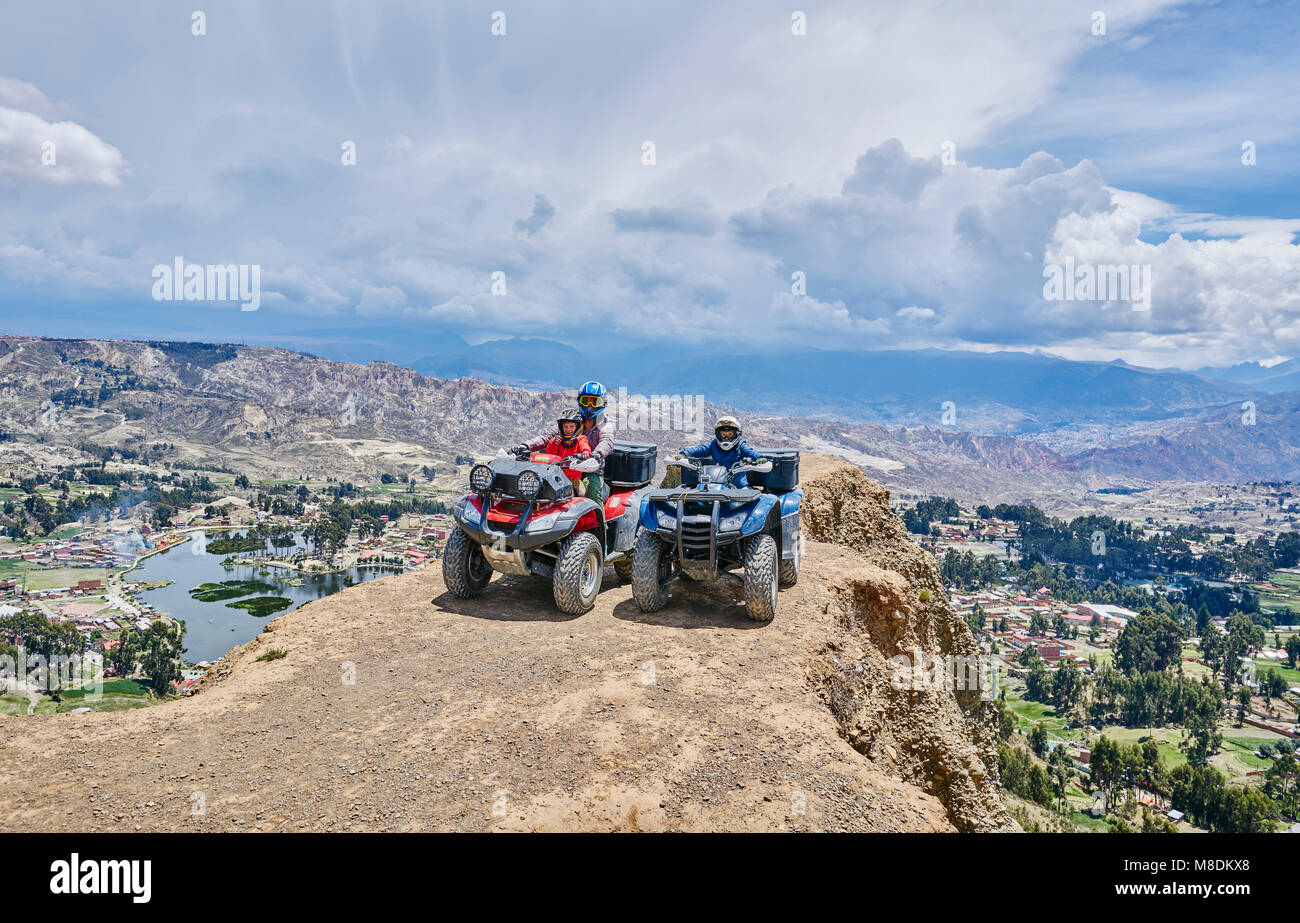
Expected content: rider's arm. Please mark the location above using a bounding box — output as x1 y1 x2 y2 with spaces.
679 441 711 459
588 428 613 461
525 430 557 452
739 440 764 463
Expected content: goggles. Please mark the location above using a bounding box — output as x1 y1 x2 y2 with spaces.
577 393 604 409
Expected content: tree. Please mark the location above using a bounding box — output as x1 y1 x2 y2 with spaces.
1025 660 1052 704
1264 753 1300 819
1235 685 1252 724
1180 688 1224 767
138 620 185 695
1275 532 1300 568
1222 787 1279 833
1048 744 1073 813
1221 612 1265 694
1287 634 1300 670
1114 612 1183 676
1090 736 1124 812
993 695 1015 741
1029 722 1049 758
1199 623 1223 676
108 632 138 678
1052 659 1087 716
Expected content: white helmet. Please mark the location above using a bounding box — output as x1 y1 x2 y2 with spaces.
714 416 741 451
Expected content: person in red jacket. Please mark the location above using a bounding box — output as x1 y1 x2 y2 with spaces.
540 410 591 493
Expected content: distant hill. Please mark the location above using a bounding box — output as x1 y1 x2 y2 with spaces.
372 337 1260 434
1 335 1297 494
1195 358 1300 394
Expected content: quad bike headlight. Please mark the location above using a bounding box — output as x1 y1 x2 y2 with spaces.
719 510 748 531
515 469 541 500
469 464 494 493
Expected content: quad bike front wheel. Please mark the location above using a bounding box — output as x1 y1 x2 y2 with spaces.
553 531 604 614
744 533 779 623
443 528 492 598
631 529 672 612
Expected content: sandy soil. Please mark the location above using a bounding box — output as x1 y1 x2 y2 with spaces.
0 540 951 832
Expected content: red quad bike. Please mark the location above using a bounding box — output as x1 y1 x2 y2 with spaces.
443 442 657 614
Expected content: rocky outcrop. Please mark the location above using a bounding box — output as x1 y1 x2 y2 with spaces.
802 459 1014 832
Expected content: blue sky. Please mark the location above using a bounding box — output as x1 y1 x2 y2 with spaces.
0 0 1297 369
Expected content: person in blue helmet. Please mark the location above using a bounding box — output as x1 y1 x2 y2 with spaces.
517 380 612 501
679 416 767 488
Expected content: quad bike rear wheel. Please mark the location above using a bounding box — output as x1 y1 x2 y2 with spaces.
743 533 779 623
553 531 603 614
443 528 492 598
631 529 672 612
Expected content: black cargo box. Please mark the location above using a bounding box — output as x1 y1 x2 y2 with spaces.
605 441 657 487
748 448 799 492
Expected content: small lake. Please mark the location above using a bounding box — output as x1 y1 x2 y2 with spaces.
130 531 404 663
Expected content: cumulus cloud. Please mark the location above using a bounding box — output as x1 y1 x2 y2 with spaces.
0 1 1296 368
0 78 126 186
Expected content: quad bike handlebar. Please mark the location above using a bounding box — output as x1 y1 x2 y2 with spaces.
506 446 599 474
669 454 772 474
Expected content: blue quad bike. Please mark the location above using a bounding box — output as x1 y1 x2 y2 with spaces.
631 451 802 622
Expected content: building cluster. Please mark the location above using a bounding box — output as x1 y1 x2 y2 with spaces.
950 585 1137 673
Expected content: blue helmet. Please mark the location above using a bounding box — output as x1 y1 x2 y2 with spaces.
577 380 607 420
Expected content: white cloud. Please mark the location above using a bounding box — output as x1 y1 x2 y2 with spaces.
0 79 126 185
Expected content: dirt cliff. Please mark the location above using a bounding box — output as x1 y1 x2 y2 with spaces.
800 455 1012 831
0 455 1008 832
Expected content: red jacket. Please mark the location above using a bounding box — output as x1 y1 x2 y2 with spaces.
528 421 611 472
542 433 590 462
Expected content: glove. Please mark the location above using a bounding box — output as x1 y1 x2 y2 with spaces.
512 444 530 456
578 451 592 461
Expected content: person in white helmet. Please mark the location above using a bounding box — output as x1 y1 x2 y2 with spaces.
679 416 766 488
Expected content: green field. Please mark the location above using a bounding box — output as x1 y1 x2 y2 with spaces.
61 678 149 698
0 561 110 591
1252 659 1300 685
1254 571 1300 615
6 679 160 715
1221 736 1278 771
1004 694 1072 737
1095 727 1190 771
0 693 33 715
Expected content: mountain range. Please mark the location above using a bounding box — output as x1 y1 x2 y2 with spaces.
1 336 1297 500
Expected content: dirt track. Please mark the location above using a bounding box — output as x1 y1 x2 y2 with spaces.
0 540 951 832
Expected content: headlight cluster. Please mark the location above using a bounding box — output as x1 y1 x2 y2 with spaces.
469 464 494 493
719 509 748 531
515 469 541 500
526 511 563 533
656 508 677 529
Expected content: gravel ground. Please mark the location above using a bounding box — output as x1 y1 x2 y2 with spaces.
0 539 950 832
